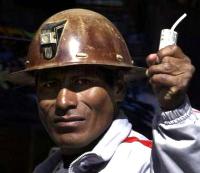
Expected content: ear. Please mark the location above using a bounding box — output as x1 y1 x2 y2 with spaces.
113 80 126 102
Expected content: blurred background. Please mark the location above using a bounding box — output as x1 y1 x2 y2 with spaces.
0 0 200 172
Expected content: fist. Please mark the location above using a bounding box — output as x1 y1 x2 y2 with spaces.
146 45 195 110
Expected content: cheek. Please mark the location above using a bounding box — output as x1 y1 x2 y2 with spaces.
84 87 114 113
81 87 114 130
75 87 114 144
38 100 53 127
38 100 48 116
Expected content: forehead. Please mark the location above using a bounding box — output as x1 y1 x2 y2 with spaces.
37 66 106 79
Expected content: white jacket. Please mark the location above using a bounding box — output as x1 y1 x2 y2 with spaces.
33 99 200 173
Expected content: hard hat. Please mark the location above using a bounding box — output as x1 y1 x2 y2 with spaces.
8 8 146 85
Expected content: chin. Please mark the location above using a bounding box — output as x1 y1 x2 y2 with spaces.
52 133 92 149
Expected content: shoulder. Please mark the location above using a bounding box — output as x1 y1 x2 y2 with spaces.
33 148 62 173
104 130 151 172
192 108 200 115
114 130 151 160
120 130 152 151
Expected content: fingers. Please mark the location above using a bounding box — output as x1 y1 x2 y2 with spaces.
149 67 194 99
149 73 186 100
147 57 194 76
146 45 195 109
149 73 177 87
146 45 194 78
146 45 190 67
149 73 187 87
158 45 191 62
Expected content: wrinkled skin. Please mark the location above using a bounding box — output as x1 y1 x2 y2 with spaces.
146 45 195 110
36 67 124 155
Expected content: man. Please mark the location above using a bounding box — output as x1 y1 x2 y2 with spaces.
11 9 200 173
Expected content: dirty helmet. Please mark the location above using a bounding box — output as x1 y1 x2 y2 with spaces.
8 8 146 85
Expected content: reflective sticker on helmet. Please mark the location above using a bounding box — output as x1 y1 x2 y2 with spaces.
40 20 67 60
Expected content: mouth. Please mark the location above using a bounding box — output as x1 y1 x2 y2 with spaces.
52 115 86 131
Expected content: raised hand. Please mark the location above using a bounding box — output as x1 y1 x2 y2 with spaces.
146 45 195 110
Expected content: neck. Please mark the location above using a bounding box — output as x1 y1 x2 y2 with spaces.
61 125 110 158
61 137 101 168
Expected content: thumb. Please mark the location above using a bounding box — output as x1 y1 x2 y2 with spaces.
146 53 160 67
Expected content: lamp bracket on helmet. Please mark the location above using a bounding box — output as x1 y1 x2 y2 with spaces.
40 20 66 60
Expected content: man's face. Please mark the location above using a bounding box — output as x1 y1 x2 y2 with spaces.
37 66 122 153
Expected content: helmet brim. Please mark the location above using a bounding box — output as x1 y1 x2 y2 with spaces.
6 64 147 86
6 70 35 86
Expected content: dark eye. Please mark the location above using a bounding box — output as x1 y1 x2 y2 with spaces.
72 78 94 91
41 80 59 88
77 78 92 85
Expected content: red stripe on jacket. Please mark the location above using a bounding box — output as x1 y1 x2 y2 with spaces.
123 137 152 148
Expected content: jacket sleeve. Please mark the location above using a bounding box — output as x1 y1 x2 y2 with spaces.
151 97 200 173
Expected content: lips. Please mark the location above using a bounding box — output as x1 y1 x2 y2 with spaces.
52 115 86 132
54 115 85 123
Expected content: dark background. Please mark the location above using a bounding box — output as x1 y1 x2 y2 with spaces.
0 0 200 172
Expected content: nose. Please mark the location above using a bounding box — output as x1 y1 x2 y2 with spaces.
55 88 78 116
